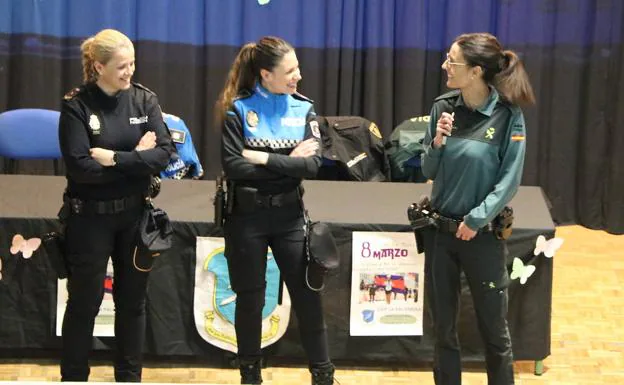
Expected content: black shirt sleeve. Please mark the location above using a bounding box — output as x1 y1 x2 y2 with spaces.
221 109 281 180
264 108 322 178
114 93 175 175
59 101 127 184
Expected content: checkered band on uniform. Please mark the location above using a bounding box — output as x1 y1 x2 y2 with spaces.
245 137 301 149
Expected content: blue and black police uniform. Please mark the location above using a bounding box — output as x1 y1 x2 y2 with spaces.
58 82 174 382
221 83 331 371
421 87 526 385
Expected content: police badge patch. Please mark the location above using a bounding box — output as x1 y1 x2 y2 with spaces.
246 110 259 128
310 121 321 139
89 114 101 135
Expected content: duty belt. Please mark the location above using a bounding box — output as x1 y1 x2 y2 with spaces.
253 189 300 208
432 212 492 234
68 194 145 215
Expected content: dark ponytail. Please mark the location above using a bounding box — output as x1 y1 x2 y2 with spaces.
215 36 294 127
455 33 535 106
215 43 257 126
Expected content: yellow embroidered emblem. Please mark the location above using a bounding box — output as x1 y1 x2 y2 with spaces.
369 122 382 139
485 127 496 140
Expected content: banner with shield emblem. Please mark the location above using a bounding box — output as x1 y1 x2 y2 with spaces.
194 237 291 352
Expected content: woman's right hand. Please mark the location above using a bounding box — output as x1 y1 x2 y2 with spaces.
289 138 319 158
433 112 454 149
135 131 157 151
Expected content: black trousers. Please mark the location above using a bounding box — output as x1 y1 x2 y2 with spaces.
423 228 514 385
224 202 330 367
61 206 149 382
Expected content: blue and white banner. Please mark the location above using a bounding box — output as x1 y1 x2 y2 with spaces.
193 237 291 353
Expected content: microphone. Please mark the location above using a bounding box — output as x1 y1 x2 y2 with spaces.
441 112 455 146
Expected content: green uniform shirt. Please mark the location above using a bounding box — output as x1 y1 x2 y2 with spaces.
421 87 526 230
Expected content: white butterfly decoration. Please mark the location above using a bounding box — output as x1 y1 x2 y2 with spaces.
510 257 536 285
258 0 271 5
9 234 42 259
533 235 564 258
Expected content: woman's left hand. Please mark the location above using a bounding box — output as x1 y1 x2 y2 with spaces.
242 149 269 165
90 147 115 167
456 222 477 241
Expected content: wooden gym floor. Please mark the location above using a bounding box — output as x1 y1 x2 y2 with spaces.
0 225 622 384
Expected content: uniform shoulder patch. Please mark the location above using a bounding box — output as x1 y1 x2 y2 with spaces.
434 89 461 101
292 92 313 103
63 87 84 101
132 82 156 95
368 121 382 139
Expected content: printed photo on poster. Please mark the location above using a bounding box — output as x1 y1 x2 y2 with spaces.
350 232 424 336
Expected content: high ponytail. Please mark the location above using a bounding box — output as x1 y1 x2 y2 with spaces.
215 36 294 127
215 43 258 126
493 50 535 106
455 33 535 106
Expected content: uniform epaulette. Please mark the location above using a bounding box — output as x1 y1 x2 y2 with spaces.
63 86 84 101
292 92 313 103
233 89 252 101
434 89 461 101
132 82 156 95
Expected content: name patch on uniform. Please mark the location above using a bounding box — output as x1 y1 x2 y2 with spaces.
129 116 148 124
169 128 186 144
281 117 306 127
346 152 368 168
310 121 321 139
89 114 101 135
511 135 526 142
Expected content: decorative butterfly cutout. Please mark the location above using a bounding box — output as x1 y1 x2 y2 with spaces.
258 0 271 4
533 235 564 258
510 257 536 285
9 234 42 259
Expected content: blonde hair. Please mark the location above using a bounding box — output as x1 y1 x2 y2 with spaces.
80 29 134 83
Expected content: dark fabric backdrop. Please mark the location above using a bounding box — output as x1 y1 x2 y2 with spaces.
0 0 622 233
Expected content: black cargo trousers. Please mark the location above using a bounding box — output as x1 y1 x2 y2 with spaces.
61 196 150 382
223 187 330 368
422 226 514 385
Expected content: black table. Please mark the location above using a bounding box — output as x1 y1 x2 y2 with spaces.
0 175 554 372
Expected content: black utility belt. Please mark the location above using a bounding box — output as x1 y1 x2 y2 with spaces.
232 186 300 214
67 194 145 215
432 214 491 234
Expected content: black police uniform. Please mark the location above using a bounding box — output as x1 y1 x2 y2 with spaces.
58 81 174 382
421 87 526 385
222 83 332 380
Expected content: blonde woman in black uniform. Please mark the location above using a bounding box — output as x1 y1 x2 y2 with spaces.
58 29 174 382
421 33 535 385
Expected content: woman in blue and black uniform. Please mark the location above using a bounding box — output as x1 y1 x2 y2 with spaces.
421 33 535 385
215 36 334 385
58 29 174 382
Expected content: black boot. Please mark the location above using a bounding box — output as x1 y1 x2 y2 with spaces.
239 361 262 384
310 363 335 385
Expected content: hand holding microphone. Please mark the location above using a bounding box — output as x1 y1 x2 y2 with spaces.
433 112 455 148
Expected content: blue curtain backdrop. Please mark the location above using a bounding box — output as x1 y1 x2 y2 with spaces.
0 0 623 234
